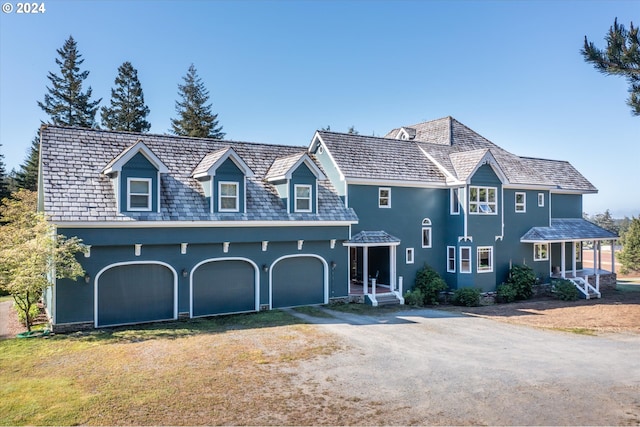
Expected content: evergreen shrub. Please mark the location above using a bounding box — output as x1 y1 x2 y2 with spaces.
552 279 580 301
413 264 447 305
452 288 481 307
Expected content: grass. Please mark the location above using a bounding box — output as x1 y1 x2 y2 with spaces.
326 301 409 315
0 295 14 303
0 310 345 426
292 305 335 318
553 327 597 336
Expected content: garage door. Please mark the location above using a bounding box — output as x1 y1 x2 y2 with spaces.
192 259 256 317
97 263 175 327
272 256 325 308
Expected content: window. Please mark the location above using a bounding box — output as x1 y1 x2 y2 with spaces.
447 246 456 273
477 246 493 272
538 193 544 207
219 181 239 212
575 242 582 262
469 186 497 214
127 178 152 211
421 218 432 248
534 243 549 261
406 248 414 264
294 184 312 212
450 188 460 215
379 187 391 208
460 247 471 273
515 192 526 212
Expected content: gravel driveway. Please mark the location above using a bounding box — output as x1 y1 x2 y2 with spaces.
285 307 640 425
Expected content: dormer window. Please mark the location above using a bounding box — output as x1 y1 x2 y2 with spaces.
219 181 239 212
127 178 152 211
295 184 312 212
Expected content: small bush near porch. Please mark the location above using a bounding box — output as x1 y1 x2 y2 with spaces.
497 264 536 303
404 264 447 306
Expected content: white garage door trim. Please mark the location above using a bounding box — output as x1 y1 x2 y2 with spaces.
269 254 329 309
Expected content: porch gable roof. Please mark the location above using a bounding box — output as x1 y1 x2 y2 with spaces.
520 218 618 243
343 230 401 247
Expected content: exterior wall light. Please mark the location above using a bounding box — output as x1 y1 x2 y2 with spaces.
84 274 91 284
262 264 268 273
182 269 188 278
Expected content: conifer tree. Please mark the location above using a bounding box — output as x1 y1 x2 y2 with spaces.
170 64 225 139
101 62 151 132
14 135 40 192
37 35 101 127
0 144 9 200
582 18 640 116
619 216 640 274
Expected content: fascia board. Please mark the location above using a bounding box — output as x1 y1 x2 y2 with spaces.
309 133 346 181
53 219 359 228
102 141 169 174
345 177 448 189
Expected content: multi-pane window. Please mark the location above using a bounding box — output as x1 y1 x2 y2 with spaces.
447 246 456 273
534 243 549 261
477 246 493 272
450 188 460 214
469 186 497 214
219 181 239 212
127 178 152 211
295 184 312 212
460 247 471 273
379 187 391 208
421 218 432 248
515 192 526 212
406 248 414 264
538 193 545 207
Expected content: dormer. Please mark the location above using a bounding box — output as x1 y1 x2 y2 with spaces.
102 140 169 213
396 127 416 141
265 152 326 214
192 147 254 214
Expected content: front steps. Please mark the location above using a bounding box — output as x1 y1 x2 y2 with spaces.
365 292 403 307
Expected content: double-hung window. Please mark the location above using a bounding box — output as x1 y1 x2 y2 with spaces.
515 192 526 212
294 184 312 212
219 181 239 212
421 218 432 248
469 186 497 214
533 243 549 261
127 178 152 211
538 193 545 207
406 248 414 264
447 246 456 273
460 247 471 273
477 246 493 272
379 187 391 208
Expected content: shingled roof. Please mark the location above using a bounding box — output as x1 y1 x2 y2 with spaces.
521 219 618 242
323 116 596 192
39 126 357 224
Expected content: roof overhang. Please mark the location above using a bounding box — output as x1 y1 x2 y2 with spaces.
520 218 618 243
102 140 169 175
343 230 401 247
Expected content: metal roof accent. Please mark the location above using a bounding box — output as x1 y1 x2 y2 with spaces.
520 218 618 242
343 230 401 246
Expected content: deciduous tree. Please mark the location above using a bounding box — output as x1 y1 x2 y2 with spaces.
101 61 151 132
0 190 86 332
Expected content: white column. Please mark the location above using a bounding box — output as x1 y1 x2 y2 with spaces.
611 241 616 274
561 241 566 279
596 241 601 290
347 247 352 295
571 242 577 277
593 243 597 275
372 278 377 298
363 246 369 295
389 246 396 292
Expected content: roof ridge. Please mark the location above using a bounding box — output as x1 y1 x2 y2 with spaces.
520 155 569 163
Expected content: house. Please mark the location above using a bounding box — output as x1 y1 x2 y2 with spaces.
39 117 617 331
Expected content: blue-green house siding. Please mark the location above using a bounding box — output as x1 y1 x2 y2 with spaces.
213 158 246 213
289 163 317 214
120 153 159 212
551 194 583 218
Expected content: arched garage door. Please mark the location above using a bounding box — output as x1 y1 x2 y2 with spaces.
96 263 176 327
192 259 257 317
272 256 326 308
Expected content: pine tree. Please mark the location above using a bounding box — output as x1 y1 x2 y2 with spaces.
101 62 151 132
0 144 10 200
582 18 640 116
619 216 640 273
14 135 40 192
37 35 101 127
170 64 225 139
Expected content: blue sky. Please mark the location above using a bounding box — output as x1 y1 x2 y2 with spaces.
0 0 638 217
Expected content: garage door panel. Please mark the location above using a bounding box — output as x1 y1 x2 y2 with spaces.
97 264 174 327
272 257 324 308
192 260 255 317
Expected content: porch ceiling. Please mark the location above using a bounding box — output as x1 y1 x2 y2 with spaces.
521 218 618 243
343 230 401 247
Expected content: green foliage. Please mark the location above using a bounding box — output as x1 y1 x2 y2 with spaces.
582 18 640 116
101 61 151 132
619 216 640 274
552 279 580 301
37 36 101 127
0 144 9 200
14 135 40 191
0 190 86 331
171 64 225 139
497 264 536 303
496 282 517 303
403 288 424 306
413 264 447 305
452 288 481 307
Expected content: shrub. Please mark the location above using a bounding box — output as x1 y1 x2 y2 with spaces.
552 279 580 301
452 288 481 307
505 264 536 300
496 282 517 303
414 264 447 305
403 289 424 306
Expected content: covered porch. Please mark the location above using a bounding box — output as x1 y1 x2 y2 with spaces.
343 230 404 306
521 218 618 299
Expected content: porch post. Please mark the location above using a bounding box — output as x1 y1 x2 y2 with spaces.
611 241 616 274
593 243 597 276
363 246 369 295
348 247 351 295
561 241 566 279
596 241 600 291
389 245 396 292
572 241 577 277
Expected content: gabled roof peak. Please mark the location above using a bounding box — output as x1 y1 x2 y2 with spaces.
191 146 254 178
102 139 169 175
265 151 326 182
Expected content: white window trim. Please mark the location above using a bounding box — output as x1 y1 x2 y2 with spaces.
294 184 312 213
218 181 239 212
533 243 549 261
450 188 460 215
460 246 472 274
477 246 493 273
421 227 432 248
538 192 545 207
469 186 497 215
378 187 391 208
406 248 414 264
447 246 456 273
515 192 526 213
127 177 152 211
